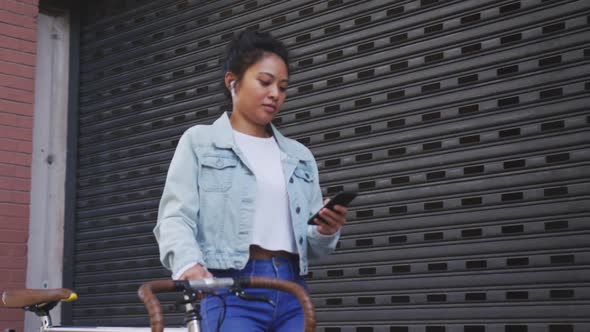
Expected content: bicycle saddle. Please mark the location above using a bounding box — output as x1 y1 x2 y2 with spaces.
1 288 77 308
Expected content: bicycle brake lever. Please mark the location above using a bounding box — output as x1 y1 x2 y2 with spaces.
233 289 276 307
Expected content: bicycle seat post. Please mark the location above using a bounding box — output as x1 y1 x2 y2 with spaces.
24 302 59 331
40 315 52 331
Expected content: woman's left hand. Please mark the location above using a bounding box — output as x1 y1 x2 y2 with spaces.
315 198 348 235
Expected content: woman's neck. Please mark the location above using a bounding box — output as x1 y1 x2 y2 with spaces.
229 111 272 138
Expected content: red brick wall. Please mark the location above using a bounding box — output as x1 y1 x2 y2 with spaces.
0 0 38 330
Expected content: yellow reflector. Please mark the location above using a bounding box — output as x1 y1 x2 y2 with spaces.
63 292 78 302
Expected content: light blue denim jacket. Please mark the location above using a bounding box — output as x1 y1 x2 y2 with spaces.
154 112 340 276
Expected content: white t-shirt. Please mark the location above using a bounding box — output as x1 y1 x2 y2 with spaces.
233 130 297 253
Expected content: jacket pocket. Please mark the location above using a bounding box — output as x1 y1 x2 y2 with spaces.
200 155 238 192
293 166 314 183
292 163 316 210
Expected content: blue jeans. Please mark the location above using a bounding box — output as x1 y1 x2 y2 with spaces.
200 257 307 332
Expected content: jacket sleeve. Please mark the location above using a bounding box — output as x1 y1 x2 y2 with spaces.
306 156 341 259
153 129 204 276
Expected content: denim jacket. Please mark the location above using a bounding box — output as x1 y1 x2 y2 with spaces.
154 112 340 276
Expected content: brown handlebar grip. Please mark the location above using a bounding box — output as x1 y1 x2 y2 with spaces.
1 288 76 308
137 280 177 332
247 277 316 332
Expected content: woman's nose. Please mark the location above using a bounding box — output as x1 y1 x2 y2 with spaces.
268 86 279 99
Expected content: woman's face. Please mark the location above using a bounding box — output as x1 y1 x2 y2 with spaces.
229 52 288 129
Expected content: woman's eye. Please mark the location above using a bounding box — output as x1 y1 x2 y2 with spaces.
260 80 271 86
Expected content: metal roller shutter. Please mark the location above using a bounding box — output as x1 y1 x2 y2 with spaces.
68 0 590 330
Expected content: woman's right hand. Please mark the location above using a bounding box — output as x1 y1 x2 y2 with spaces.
179 263 213 280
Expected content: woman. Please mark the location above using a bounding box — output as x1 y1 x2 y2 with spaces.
154 30 348 332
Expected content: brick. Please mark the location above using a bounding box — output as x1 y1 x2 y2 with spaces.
0 203 29 218
0 176 31 191
0 279 25 287
0 124 32 141
0 112 33 128
0 216 29 230
1 0 39 17
0 321 24 332
0 163 30 177
9 268 25 282
0 322 25 331
19 0 39 6
0 34 35 53
0 230 28 241
0 242 26 256
0 202 29 218
0 48 36 67
0 151 31 166
0 99 33 115
0 21 36 41
0 269 26 282
0 84 34 103
0 308 24 325
0 9 35 29
0 189 29 204
0 73 34 92
0 137 32 153
0 58 34 78
0 254 26 267
0 280 26 288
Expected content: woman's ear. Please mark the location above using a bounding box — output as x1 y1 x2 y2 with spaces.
224 72 237 96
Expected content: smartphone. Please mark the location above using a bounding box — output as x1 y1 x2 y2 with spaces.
307 191 357 225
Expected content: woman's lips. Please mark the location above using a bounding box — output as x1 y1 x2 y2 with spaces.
263 104 277 113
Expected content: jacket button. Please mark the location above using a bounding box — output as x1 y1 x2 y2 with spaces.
289 178 294 183
216 159 223 167
296 207 301 214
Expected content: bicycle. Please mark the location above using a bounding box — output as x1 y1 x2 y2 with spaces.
1 277 315 332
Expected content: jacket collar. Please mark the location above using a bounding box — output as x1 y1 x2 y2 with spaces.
210 112 311 161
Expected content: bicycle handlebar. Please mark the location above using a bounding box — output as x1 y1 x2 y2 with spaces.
138 276 316 332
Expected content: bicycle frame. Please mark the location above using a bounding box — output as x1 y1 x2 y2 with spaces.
30 298 194 332
4 288 204 332
3 276 315 332
40 327 186 332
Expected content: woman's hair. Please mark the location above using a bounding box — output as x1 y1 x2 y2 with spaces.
222 30 289 98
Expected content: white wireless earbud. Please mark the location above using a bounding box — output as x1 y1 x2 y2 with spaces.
230 81 236 98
